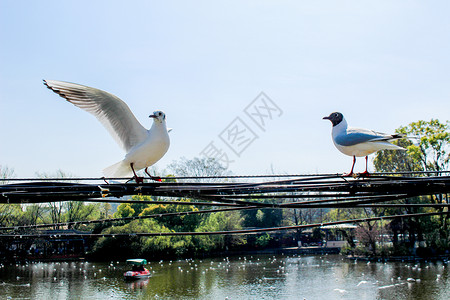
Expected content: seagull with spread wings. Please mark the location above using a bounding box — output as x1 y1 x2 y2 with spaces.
44 80 170 182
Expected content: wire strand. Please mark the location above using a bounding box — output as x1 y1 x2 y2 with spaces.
1 211 447 238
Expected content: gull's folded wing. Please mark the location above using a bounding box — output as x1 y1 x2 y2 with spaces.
335 128 400 147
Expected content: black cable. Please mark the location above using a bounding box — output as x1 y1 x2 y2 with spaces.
1 170 449 182
1 211 447 238
1 195 447 232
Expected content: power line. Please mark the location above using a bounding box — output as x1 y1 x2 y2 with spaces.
1 211 447 239
1 170 449 182
0 173 448 238
0 206 252 231
1 201 448 232
2 174 449 205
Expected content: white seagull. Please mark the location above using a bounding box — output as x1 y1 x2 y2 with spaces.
44 80 170 182
323 112 405 175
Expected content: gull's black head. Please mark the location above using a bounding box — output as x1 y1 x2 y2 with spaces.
149 110 166 122
323 112 343 127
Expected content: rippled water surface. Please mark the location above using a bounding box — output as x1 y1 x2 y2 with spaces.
0 254 449 299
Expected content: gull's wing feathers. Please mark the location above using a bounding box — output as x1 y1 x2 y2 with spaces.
44 80 148 152
335 127 402 147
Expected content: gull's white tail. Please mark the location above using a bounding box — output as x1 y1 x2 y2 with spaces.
103 161 132 178
375 141 406 151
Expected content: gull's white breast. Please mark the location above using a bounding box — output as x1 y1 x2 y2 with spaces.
124 130 170 170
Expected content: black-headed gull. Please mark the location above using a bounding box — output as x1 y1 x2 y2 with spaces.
323 112 405 175
44 80 170 182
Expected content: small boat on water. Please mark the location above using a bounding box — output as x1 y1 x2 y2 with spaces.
123 258 151 280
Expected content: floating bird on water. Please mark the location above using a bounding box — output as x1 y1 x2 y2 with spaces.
323 112 405 176
44 80 170 182
333 288 347 294
357 280 369 286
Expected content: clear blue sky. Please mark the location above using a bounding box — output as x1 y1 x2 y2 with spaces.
1 0 449 178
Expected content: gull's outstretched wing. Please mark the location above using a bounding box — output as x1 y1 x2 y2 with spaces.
44 80 148 152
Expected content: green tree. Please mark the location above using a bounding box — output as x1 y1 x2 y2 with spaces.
373 119 450 255
324 207 381 255
242 207 283 230
35 169 73 228
99 203 112 219
140 198 202 232
0 165 15 182
194 211 245 252
20 204 46 226
0 204 22 227
400 119 450 172
114 203 135 218
65 202 99 229
0 165 23 227
374 119 450 173
373 138 422 173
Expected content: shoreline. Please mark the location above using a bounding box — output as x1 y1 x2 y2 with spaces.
346 254 450 263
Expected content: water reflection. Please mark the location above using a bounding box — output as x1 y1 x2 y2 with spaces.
0 255 448 299
126 278 149 291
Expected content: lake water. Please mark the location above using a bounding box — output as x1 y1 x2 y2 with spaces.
0 254 449 299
